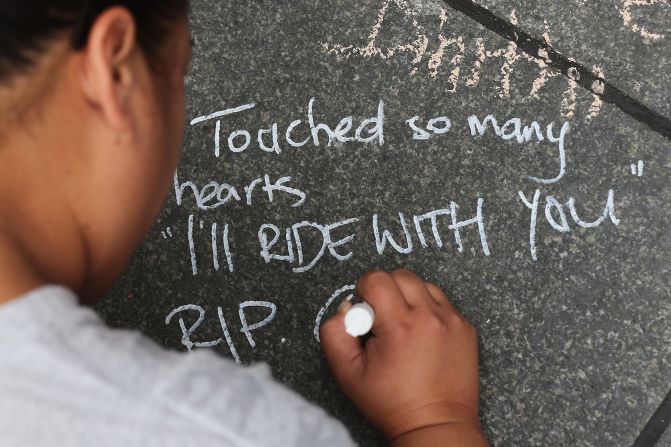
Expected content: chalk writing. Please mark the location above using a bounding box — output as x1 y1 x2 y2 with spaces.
320 1 605 118
467 114 570 184
314 284 356 342
174 173 306 210
374 199 490 257
617 0 668 40
406 115 452 140
189 98 385 157
188 217 234 276
161 95 642 363
631 160 645 176
259 218 361 273
174 101 631 275
519 189 621 261
165 300 280 364
165 284 365 363
165 304 222 351
239 301 277 348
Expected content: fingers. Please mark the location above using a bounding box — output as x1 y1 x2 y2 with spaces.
320 300 364 385
425 282 449 306
425 282 472 329
354 270 467 336
356 271 410 331
389 269 438 310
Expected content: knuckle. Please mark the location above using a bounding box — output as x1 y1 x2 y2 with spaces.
426 282 447 297
367 280 390 299
390 267 412 277
390 268 419 284
396 317 414 335
358 270 388 288
409 309 445 333
447 311 466 327
449 314 477 335
424 314 444 332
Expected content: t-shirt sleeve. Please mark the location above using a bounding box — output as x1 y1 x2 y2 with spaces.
146 349 357 447
0 286 357 447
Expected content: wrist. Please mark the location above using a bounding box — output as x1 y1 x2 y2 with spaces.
380 401 481 441
390 422 488 447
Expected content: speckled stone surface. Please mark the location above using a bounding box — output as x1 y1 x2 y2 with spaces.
96 1 671 446
472 0 671 117
660 426 671 446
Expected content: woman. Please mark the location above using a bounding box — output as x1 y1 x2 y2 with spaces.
0 2 487 446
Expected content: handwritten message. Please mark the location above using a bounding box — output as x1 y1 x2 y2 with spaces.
163 97 630 363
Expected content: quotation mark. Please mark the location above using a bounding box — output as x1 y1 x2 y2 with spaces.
630 160 644 177
161 227 174 239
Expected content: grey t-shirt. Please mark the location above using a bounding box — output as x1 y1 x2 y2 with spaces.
0 286 356 447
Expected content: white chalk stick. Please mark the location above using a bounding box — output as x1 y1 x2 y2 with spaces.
344 302 375 337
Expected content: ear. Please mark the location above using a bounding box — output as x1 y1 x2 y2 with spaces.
79 7 139 131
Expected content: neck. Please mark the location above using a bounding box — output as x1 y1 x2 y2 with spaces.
0 117 89 305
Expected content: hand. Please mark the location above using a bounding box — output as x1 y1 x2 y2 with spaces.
320 269 487 446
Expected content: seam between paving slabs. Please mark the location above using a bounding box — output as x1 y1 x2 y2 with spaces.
633 388 671 447
440 0 671 142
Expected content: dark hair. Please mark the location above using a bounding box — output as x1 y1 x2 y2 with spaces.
0 0 188 81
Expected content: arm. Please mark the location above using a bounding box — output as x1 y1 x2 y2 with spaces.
320 269 488 446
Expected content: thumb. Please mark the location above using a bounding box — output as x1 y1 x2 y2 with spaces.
320 300 364 385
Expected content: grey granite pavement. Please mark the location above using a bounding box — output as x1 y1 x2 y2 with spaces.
472 0 671 117
98 1 671 445
660 427 671 446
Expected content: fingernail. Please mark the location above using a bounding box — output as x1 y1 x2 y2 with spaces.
337 299 353 314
